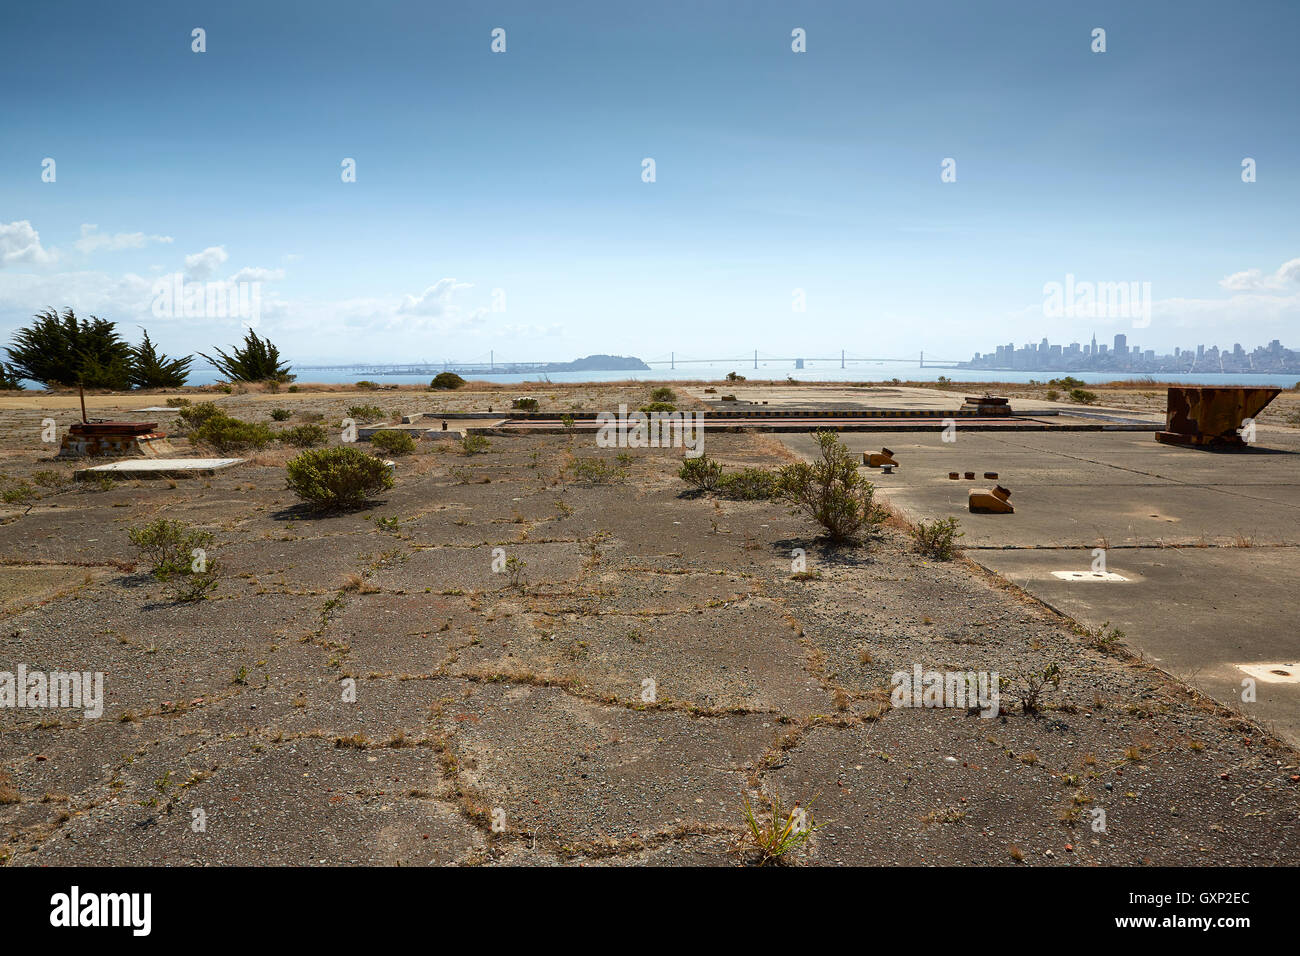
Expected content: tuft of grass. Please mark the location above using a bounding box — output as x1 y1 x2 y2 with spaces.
461 434 490 455
911 517 963 560
738 791 819 865
0 771 19 805
1088 622 1125 651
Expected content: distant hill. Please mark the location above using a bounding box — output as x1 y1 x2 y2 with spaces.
546 354 650 371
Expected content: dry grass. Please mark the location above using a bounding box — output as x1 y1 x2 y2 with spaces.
0 771 19 805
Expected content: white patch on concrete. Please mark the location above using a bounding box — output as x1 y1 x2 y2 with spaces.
1237 663 1300 684
75 458 245 479
1051 570 1129 582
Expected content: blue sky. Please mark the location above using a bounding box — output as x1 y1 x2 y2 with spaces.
1 0 1297 367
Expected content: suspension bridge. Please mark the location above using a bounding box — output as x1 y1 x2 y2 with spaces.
292 349 966 376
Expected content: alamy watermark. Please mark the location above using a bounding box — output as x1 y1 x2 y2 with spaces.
595 404 705 458
891 665 999 718
1 665 104 718
151 273 262 328
1042 273 1151 328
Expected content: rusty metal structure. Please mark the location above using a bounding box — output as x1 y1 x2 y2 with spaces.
1155 386 1281 450
862 447 898 467
58 421 176 458
57 385 176 458
969 484 1014 514
960 394 1012 416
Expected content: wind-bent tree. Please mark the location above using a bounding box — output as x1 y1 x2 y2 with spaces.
129 329 193 388
0 363 24 390
5 308 133 388
199 329 294 383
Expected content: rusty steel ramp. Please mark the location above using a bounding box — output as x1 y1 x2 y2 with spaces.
1155 386 1282 450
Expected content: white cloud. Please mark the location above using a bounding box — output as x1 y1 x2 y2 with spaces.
184 246 229 280
1219 256 1300 292
0 225 508 363
398 278 474 316
74 224 173 255
230 266 285 282
0 220 58 268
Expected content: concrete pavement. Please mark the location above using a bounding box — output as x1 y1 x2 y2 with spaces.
780 426 1300 744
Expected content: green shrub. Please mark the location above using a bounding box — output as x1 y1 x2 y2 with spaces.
288 385 300 393
370 429 418 455
1049 376 1086 390
650 387 676 402
679 455 722 490
430 372 465 390
346 404 385 422
166 397 191 408
285 446 394 510
177 402 223 428
192 414 275 452
511 397 539 411
776 430 888 543
726 372 745 382
1045 389 1060 402
270 408 292 421
354 380 380 390
717 467 778 500
569 457 620 483
1068 388 1098 405
281 423 329 448
461 434 490 455
911 517 963 560
640 401 676 413
2 483 35 504
127 519 218 602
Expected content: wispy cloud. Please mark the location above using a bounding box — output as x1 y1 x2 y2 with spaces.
74 224 173 255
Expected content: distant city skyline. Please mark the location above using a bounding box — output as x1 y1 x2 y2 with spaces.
963 333 1299 374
